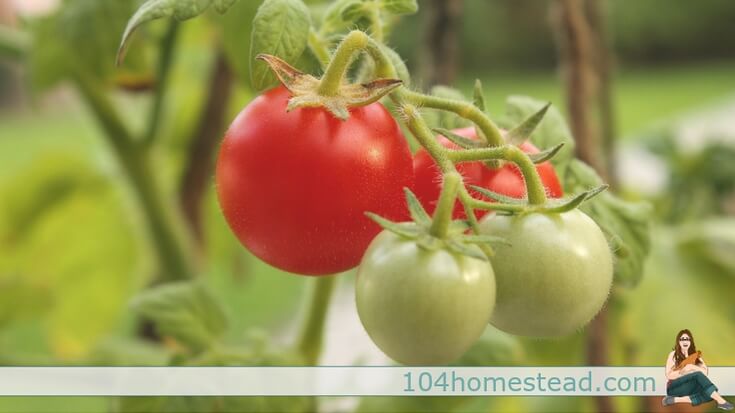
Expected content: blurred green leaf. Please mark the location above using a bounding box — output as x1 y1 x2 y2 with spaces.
131 281 228 353
565 160 652 287
616 228 735 367
0 276 52 328
0 156 141 360
118 0 241 64
28 0 143 92
677 218 735 275
505 95 576 179
0 156 106 244
249 0 311 91
381 0 418 15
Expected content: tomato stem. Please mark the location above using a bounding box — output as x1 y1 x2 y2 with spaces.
297 275 338 365
142 20 179 148
317 31 369 96
430 172 462 238
448 146 548 205
400 89 505 147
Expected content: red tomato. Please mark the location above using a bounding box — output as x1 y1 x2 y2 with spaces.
217 86 413 275
413 127 563 219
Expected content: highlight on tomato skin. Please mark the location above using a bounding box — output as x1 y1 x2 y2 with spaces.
216 86 414 276
412 126 564 219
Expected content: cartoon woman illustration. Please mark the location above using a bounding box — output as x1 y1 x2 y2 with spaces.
662 329 733 410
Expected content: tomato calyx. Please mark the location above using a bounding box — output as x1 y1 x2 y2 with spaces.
366 182 509 262
256 53 402 120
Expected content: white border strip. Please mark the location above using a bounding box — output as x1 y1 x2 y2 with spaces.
0 367 733 396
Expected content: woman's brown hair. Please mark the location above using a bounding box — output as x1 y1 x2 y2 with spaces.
673 329 702 366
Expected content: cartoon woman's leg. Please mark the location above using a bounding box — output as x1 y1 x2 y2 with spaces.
670 372 729 406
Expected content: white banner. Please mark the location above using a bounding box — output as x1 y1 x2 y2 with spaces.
0 367 733 396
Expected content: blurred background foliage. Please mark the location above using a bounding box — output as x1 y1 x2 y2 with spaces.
1 0 735 412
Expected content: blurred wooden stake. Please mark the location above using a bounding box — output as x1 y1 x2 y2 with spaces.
551 0 613 411
179 50 235 244
421 0 463 87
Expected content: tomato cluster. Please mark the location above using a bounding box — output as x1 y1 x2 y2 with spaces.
216 85 613 366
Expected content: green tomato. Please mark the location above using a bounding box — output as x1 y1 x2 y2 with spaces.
356 231 496 366
479 209 613 337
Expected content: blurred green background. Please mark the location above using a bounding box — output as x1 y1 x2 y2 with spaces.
1 0 735 412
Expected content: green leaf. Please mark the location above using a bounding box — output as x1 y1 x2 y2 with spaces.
381 0 418 15
505 96 575 179
220 0 264 84
565 160 652 287
249 0 311 91
118 0 213 65
131 281 228 353
212 0 240 13
678 219 735 275
340 1 369 21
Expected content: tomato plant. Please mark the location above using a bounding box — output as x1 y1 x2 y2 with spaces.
216 85 413 275
413 126 563 219
356 230 495 365
479 209 613 337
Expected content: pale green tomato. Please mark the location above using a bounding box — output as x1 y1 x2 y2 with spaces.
479 209 613 337
356 231 496 366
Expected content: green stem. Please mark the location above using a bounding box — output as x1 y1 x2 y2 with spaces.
307 29 331 70
72 72 196 281
430 172 461 238
297 275 338 365
449 146 548 205
400 89 505 147
317 31 369 96
142 21 179 147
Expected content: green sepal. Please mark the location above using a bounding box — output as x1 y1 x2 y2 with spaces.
403 188 431 227
433 127 482 149
468 185 525 205
505 102 550 146
528 143 565 164
446 240 488 262
543 185 609 213
365 212 420 238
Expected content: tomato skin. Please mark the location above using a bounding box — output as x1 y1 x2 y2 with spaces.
479 210 613 337
412 127 563 219
216 86 413 275
356 231 496 365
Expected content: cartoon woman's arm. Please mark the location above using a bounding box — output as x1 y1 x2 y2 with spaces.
697 357 709 375
665 351 683 380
